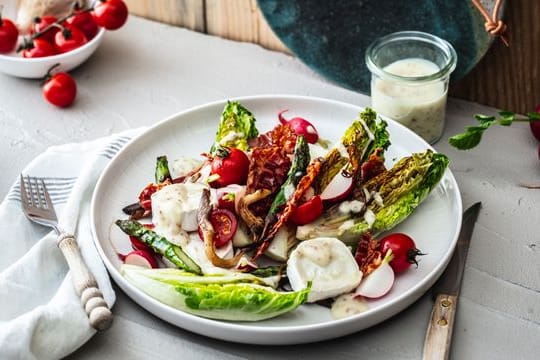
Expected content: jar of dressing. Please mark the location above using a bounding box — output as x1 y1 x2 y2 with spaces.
366 31 457 144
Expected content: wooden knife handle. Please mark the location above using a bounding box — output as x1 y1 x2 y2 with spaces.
57 232 113 331
422 294 458 360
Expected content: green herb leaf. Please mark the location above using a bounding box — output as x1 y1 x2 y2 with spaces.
449 109 539 150
474 114 496 124
448 127 486 150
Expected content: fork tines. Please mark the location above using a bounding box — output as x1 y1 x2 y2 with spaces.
20 175 52 210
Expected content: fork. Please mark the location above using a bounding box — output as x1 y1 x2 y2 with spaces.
20 175 113 331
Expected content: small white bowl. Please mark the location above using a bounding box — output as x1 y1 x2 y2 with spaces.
0 26 105 78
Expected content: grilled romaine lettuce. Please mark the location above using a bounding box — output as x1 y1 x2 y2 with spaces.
313 108 390 194
297 150 449 243
211 101 259 153
122 265 310 321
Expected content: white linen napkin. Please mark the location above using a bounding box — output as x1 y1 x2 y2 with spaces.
0 129 144 360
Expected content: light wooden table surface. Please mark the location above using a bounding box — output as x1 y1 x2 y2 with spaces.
1 16 539 359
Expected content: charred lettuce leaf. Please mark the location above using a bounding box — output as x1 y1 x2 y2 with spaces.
211 101 259 153
297 150 449 243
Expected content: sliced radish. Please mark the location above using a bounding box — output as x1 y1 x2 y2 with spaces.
354 250 394 298
124 249 158 269
215 240 234 259
320 172 353 203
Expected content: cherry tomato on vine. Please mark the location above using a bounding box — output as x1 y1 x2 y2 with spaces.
0 13 18 53
31 15 59 43
54 25 88 53
198 208 238 247
92 0 129 30
22 39 57 58
43 72 77 108
290 195 323 225
379 233 424 274
66 10 99 40
209 147 250 188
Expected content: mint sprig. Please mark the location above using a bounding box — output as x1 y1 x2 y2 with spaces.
449 111 540 150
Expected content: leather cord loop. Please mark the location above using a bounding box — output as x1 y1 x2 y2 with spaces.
472 0 509 46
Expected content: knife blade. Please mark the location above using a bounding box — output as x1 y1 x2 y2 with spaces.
422 202 481 360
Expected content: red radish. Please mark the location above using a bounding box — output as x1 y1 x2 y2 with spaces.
320 172 354 203
354 250 395 298
129 223 154 251
278 110 319 144
530 104 540 142
124 249 158 268
215 240 234 259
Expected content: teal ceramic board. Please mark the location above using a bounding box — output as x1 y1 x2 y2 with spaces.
258 0 503 94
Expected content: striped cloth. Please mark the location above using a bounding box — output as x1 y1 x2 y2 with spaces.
0 129 143 360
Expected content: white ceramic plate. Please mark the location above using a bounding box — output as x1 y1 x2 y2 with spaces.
91 95 462 345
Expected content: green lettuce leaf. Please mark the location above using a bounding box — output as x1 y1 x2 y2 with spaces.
122 265 309 321
297 150 449 243
211 101 259 153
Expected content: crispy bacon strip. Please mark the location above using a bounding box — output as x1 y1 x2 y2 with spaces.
354 232 382 276
360 148 386 182
253 158 323 260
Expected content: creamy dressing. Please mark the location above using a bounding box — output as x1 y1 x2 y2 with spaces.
169 157 203 179
151 183 208 236
371 58 447 143
331 293 369 319
219 131 244 146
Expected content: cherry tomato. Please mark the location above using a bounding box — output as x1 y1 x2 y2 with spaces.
22 39 57 58
0 15 18 53
66 11 99 40
54 25 88 53
209 147 250 188
31 15 59 43
198 208 238 247
379 233 424 274
290 195 323 225
92 0 129 30
43 72 77 108
138 183 159 210
217 192 236 213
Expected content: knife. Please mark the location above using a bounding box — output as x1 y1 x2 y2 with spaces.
422 202 482 360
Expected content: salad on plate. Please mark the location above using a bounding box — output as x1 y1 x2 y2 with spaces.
114 101 449 322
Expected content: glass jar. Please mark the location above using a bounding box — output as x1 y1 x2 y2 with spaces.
366 31 457 144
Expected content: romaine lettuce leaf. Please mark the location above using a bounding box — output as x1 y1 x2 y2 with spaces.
122 265 309 321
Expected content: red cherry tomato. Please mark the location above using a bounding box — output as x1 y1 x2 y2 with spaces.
217 192 236 213
31 15 59 43
92 0 129 30
54 25 88 53
379 233 424 274
22 39 57 58
42 72 77 108
0 15 18 53
66 11 99 40
198 208 238 247
209 147 250 188
290 195 323 225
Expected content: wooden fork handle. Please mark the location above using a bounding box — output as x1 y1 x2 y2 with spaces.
57 232 113 331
